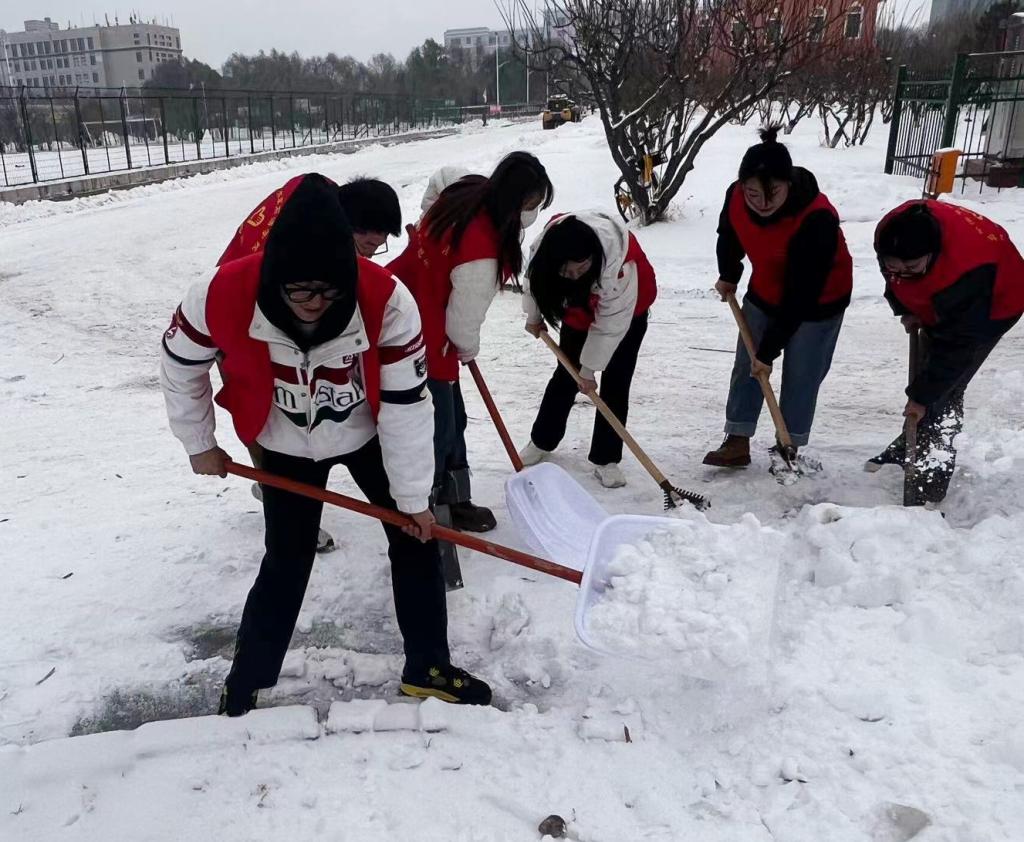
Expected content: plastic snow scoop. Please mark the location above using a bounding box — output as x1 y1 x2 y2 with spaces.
538 331 709 511
506 462 609 572
225 461 583 585
903 327 922 507
466 359 608 569
574 513 780 679
726 292 801 481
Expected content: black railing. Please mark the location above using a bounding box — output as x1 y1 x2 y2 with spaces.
0 85 537 189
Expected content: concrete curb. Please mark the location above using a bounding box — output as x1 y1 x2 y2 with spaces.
0 127 460 205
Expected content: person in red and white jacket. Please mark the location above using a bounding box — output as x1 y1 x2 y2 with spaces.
160 174 491 714
388 152 553 532
868 199 1024 505
518 211 657 489
704 127 852 470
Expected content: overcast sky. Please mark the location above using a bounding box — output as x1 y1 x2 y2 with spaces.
2 0 930 69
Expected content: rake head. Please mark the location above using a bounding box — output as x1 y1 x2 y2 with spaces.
661 481 709 512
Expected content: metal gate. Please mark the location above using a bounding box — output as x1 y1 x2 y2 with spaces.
885 50 1024 192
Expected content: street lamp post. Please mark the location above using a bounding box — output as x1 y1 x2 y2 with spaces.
495 45 512 112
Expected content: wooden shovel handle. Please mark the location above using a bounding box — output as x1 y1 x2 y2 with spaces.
726 293 795 451
466 360 524 472
539 331 668 486
226 461 582 585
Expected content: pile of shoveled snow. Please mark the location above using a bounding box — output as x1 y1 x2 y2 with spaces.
581 513 781 680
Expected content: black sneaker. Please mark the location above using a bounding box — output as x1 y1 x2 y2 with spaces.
218 686 258 717
864 436 906 473
399 665 492 706
449 502 497 533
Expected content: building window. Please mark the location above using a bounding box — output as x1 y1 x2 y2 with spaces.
44 41 51 54
93 72 99 83
137 51 143 62
26 43 35 56
176 37 180 48
138 68 145 80
90 55 96 65
845 4 863 39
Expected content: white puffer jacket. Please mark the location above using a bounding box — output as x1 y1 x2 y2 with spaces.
159 276 434 514
523 211 639 379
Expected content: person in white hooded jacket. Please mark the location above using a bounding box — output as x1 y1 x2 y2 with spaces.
519 212 658 488
160 174 491 714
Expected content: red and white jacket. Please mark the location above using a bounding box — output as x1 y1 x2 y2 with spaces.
159 255 434 514
523 211 657 379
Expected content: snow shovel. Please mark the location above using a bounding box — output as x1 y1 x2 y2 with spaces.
903 327 922 507
725 293 800 480
467 359 608 571
225 460 583 585
538 331 708 511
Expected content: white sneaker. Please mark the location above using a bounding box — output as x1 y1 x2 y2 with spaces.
594 463 627 488
519 441 551 467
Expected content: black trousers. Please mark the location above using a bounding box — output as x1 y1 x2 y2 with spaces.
427 379 471 504
530 312 649 466
892 331 1006 504
225 437 450 693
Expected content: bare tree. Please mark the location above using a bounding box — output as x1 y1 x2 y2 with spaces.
501 0 845 224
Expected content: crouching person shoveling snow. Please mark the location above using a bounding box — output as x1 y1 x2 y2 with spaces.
519 212 658 489
160 174 491 715
869 200 1024 506
704 127 852 472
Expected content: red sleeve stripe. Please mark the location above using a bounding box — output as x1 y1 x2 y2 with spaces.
379 333 425 365
175 305 215 349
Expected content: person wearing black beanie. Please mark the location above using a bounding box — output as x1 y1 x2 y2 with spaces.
337 177 403 258
161 172 493 714
704 127 853 471
866 199 1024 505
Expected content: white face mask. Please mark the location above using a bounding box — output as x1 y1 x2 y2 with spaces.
521 208 539 229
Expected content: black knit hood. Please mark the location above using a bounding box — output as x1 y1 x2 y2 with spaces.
258 173 358 350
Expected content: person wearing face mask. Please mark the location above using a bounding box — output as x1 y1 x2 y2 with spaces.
867 200 1024 505
161 174 492 715
518 213 657 489
704 127 853 469
387 152 553 556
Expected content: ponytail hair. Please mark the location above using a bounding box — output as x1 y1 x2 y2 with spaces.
423 151 554 286
738 125 793 191
526 217 604 328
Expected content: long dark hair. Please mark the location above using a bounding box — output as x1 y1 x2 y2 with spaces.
526 217 604 328
423 151 554 285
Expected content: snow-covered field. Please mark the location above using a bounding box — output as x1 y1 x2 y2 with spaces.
1 116 1023 841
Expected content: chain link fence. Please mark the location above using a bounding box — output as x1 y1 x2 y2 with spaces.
0 86 538 188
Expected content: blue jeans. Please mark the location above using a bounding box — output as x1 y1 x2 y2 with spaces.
723 299 844 447
427 379 471 504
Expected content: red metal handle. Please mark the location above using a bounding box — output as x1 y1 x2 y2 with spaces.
226 460 581 585
467 360 525 472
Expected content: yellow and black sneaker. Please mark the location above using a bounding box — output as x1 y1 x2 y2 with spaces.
399 665 492 706
218 686 258 717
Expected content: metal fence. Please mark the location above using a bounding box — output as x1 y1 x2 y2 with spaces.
0 85 539 189
885 50 1024 192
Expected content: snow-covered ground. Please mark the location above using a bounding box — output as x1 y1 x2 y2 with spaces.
2 115 1023 841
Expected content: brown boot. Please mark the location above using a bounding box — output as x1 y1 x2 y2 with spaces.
703 435 751 468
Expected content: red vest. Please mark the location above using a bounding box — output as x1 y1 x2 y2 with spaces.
728 184 853 307
388 211 504 382
564 232 658 331
205 253 391 445
879 200 1024 326
217 174 307 266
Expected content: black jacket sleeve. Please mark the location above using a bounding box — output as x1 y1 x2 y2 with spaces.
908 265 1002 406
884 283 912 317
716 184 746 285
756 210 840 364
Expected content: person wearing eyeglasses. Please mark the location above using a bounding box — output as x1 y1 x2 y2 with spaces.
703 126 852 470
337 177 402 258
867 200 1024 505
387 153 554 547
161 174 492 715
